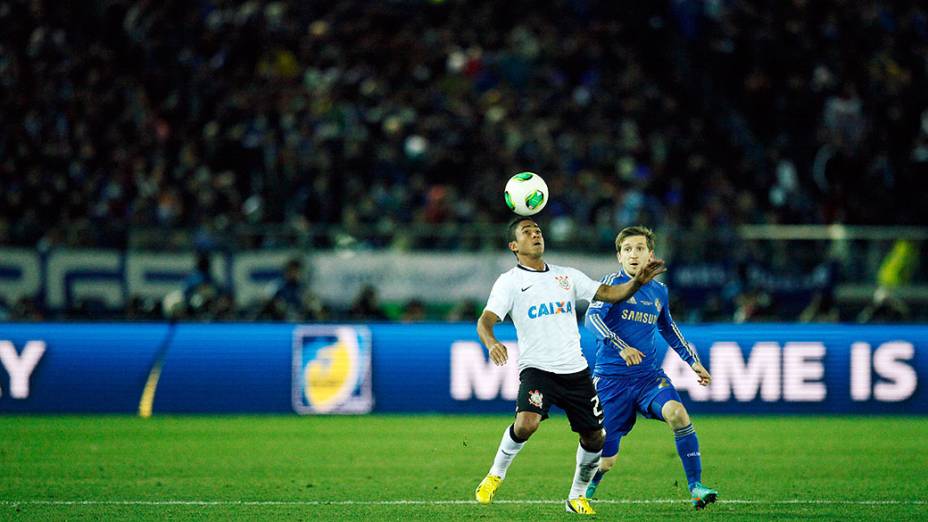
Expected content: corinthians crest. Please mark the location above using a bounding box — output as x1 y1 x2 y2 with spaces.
555 275 571 290
528 389 544 408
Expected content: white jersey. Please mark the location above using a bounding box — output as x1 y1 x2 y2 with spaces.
484 263 602 374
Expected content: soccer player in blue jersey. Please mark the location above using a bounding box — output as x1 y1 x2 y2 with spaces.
583 226 718 510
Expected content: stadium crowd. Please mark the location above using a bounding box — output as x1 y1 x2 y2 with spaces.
1 0 926 321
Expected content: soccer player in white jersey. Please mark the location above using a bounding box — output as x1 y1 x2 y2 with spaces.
474 217 666 515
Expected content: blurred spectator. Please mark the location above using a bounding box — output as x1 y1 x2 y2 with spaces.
446 299 479 322
182 252 223 319
67 297 109 320
877 240 919 290
10 297 44 321
162 290 186 320
260 257 326 321
126 295 159 321
857 287 911 323
800 291 840 323
212 292 238 321
733 289 773 323
857 239 919 323
401 298 426 323
349 284 388 321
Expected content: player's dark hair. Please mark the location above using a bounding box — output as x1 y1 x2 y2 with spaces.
507 217 536 242
615 225 655 252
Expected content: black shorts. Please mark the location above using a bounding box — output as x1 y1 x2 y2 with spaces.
517 367 604 433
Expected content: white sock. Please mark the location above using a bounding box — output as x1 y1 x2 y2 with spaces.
569 443 602 499
488 425 526 479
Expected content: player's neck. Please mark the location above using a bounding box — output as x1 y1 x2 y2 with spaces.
517 255 546 271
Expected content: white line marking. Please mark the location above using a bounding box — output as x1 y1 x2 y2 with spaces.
0 499 925 507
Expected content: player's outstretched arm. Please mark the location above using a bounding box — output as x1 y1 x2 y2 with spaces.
477 310 508 366
593 259 667 303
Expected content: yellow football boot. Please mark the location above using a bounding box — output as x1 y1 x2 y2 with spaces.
475 475 502 505
565 497 596 515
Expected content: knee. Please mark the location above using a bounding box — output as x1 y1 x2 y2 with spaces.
663 402 690 429
580 429 605 452
599 455 618 472
513 416 540 439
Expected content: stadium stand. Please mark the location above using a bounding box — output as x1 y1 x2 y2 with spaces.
1 0 926 321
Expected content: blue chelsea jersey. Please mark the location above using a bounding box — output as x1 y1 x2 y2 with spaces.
584 269 700 378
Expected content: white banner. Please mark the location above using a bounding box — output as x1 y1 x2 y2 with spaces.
0 248 622 308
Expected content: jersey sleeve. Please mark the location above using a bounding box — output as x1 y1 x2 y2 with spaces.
567 267 601 303
584 274 636 352
656 283 700 366
484 274 514 320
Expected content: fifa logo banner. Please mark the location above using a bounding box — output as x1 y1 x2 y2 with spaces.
292 325 373 414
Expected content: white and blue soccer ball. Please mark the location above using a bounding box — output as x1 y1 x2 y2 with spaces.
504 172 549 216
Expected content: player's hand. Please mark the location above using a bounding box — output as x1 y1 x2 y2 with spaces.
692 362 711 386
487 341 508 366
619 346 645 366
633 258 667 285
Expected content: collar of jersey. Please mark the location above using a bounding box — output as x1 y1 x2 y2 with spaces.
516 263 549 273
618 267 650 286
616 267 638 283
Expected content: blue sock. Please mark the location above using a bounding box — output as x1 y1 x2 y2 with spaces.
673 424 702 490
589 469 605 487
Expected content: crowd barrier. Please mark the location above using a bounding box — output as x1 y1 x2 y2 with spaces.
0 323 924 414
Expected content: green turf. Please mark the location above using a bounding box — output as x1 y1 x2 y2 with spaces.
1 415 926 520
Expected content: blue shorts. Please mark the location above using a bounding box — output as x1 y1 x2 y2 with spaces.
593 370 682 457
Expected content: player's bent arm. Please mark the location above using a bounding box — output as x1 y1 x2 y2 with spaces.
477 310 508 366
583 309 610 342
585 302 646 365
477 310 501 345
593 279 642 304
585 307 625 347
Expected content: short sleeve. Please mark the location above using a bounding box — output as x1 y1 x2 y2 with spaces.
484 274 514 320
566 267 600 303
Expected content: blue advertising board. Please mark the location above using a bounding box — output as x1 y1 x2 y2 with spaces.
0 323 924 414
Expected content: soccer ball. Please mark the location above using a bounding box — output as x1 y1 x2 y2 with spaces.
504 172 548 216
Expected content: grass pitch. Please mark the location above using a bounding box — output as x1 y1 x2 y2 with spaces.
1 415 926 520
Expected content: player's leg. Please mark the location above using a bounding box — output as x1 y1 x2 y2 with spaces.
558 370 606 514
586 377 636 499
487 410 540 479
512 410 542 439
568 427 603 513
657 399 700 486
657 399 717 509
476 369 552 505
640 379 718 510
586 449 617 498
